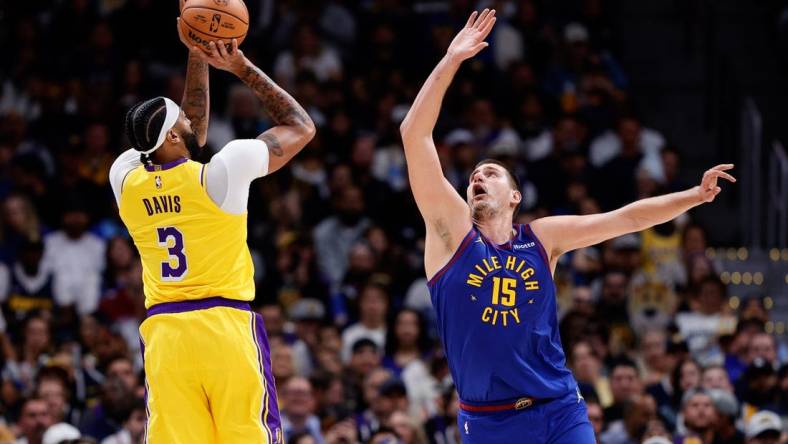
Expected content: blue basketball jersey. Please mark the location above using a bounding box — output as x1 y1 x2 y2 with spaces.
428 224 577 404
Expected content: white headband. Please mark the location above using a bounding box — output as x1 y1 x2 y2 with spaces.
141 97 180 155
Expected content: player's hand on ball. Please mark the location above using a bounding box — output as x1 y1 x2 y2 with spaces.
198 38 247 74
697 164 736 203
176 18 204 55
447 9 497 64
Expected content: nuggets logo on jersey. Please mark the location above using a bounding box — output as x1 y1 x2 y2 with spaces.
465 253 542 327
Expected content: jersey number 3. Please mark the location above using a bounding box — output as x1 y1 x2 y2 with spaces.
156 227 188 281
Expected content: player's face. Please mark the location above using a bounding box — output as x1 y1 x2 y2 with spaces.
466 164 520 221
173 111 200 158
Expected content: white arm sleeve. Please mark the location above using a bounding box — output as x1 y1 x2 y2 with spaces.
205 139 269 214
109 149 143 204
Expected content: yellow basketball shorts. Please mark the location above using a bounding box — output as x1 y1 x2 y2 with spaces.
139 297 282 444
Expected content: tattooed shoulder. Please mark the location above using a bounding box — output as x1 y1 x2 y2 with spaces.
259 132 283 157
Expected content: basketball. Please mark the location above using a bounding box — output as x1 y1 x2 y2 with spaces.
180 0 249 52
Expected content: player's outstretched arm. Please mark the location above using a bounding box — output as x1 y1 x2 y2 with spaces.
400 9 496 276
530 164 736 269
177 19 210 147
191 39 316 174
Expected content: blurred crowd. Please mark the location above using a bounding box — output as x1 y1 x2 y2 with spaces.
0 0 786 443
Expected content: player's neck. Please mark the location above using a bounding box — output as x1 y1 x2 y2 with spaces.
153 144 189 165
476 215 515 245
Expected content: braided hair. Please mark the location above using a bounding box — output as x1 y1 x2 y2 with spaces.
124 97 168 165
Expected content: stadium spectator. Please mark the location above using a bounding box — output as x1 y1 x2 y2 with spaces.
586 399 605 443
387 410 428 444
356 368 393 443
98 396 145 444
281 376 323 444
0 240 53 338
707 388 744 444
313 186 371 289
43 198 105 315
571 340 613 407
604 358 643 424
743 411 782 444
341 284 389 363
599 393 657 444
16 397 52 444
676 389 716 444
34 367 73 426
702 365 734 393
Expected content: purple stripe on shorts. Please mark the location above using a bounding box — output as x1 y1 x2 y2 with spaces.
146 297 250 317
253 313 282 440
139 337 150 442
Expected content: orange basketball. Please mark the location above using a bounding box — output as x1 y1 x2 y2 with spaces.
180 0 249 52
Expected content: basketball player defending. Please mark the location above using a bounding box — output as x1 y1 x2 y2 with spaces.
400 10 735 444
109 26 315 443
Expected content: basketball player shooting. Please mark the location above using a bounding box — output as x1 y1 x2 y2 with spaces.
108 24 315 443
399 9 735 444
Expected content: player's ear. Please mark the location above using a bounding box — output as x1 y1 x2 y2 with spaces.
166 129 180 144
511 189 522 206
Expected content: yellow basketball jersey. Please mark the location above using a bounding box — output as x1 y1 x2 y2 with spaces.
119 158 254 308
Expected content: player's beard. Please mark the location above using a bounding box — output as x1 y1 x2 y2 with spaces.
183 131 201 160
470 198 497 223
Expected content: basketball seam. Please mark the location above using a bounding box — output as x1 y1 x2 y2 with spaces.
181 18 247 40
182 5 249 25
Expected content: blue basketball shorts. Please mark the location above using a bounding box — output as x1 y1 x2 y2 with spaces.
457 389 595 444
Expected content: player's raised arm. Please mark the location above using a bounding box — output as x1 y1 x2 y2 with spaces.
531 164 736 269
192 39 316 174
177 19 210 147
400 9 496 274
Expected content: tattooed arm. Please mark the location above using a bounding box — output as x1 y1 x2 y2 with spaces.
236 58 315 173
190 38 316 173
177 20 210 147
181 52 209 147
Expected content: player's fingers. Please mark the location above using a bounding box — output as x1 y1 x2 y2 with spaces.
217 40 229 58
479 15 496 38
207 41 220 59
712 163 735 171
712 171 736 182
474 8 490 28
231 38 239 54
706 170 734 183
465 11 477 28
471 42 489 53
